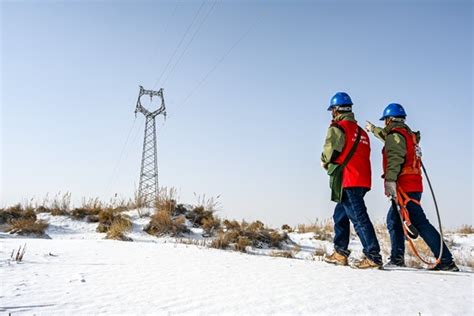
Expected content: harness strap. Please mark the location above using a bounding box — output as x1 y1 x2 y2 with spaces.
396 186 441 267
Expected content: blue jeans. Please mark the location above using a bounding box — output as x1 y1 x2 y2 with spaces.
387 192 453 264
333 188 382 264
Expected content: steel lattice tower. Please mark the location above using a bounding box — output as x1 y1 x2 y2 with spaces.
134 86 166 206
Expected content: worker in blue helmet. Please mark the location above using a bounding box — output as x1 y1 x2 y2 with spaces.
327 92 353 112
321 92 383 269
366 103 458 271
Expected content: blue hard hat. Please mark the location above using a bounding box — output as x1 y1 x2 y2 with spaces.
328 92 353 111
380 103 407 120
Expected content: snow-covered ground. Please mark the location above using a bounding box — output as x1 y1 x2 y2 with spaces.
1 212 473 315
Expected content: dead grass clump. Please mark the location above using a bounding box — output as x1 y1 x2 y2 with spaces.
202 216 222 235
223 219 241 231
210 232 231 249
9 219 49 236
96 209 130 233
50 192 72 215
235 236 252 252
106 217 133 241
405 238 436 268
194 193 221 213
185 206 221 235
455 225 474 234
297 219 333 241
71 208 102 222
144 210 189 237
129 190 147 210
0 204 36 225
281 224 294 232
212 219 288 252
155 187 178 212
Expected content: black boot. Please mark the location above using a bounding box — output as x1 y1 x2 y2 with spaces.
383 257 405 268
429 261 459 272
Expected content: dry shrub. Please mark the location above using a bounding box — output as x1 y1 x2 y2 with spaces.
297 219 333 241
194 193 221 213
9 219 48 236
108 194 130 211
223 219 241 231
106 217 133 241
130 190 147 209
210 232 231 249
202 216 222 235
71 208 101 222
186 206 221 235
213 219 288 252
96 208 130 233
281 224 294 232
144 210 189 237
455 225 474 234
50 192 71 215
0 204 36 225
374 222 391 258
155 187 178 213
235 236 252 252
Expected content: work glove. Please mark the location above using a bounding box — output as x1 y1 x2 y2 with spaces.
384 181 397 200
365 121 375 133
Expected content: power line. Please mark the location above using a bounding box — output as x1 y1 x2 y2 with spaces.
161 0 219 87
105 116 137 197
152 0 207 90
168 13 263 120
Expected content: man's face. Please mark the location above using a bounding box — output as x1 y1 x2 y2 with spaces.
331 108 338 119
384 118 391 127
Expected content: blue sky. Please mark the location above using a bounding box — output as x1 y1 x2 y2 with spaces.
1 0 472 227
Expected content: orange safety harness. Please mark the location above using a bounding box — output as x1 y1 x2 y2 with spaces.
395 184 442 268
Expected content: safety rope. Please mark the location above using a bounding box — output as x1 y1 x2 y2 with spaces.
394 162 444 268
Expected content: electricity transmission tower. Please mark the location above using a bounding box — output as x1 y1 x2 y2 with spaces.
134 85 166 206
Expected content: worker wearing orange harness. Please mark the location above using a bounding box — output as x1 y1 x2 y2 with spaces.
366 103 458 271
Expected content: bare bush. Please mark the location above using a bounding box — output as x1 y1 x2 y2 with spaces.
455 225 474 234
9 219 48 236
297 219 333 241
50 192 71 215
96 208 130 233
106 217 133 241
0 204 36 225
194 193 221 213
144 210 189 237
281 224 294 232
211 219 288 252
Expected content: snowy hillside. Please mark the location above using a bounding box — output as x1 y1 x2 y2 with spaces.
1 211 473 315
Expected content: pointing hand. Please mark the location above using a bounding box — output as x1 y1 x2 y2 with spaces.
365 121 375 133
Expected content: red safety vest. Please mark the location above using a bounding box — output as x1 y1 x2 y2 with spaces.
332 120 372 189
382 127 423 193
